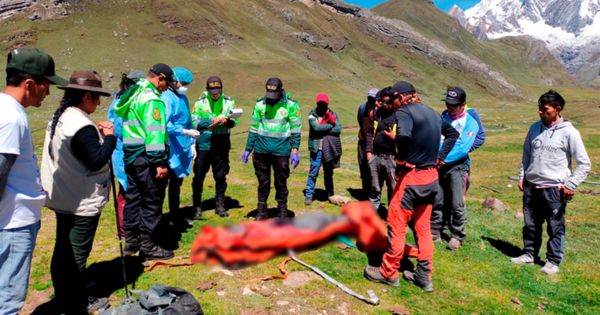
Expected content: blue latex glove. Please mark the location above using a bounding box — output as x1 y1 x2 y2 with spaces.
290 152 300 169
242 151 251 164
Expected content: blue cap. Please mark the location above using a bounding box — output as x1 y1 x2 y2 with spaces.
173 67 193 84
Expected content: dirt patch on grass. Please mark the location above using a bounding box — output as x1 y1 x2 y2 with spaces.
21 288 52 314
283 271 322 288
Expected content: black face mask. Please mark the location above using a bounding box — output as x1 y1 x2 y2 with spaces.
316 103 328 116
266 97 280 105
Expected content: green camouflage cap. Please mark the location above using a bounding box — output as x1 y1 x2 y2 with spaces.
6 47 67 85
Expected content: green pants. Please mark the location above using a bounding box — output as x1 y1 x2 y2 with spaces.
51 212 100 313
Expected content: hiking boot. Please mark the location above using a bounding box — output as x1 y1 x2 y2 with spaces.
140 234 174 261
123 235 140 256
510 253 534 265
431 231 442 242
255 202 268 221
141 247 174 261
277 202 288 219
540 261 559 275
446 237 461 250
304 196 313 205
216 208 229 217
193 206 203 220
87 296 109 312
363 266 399 287
215 195 229 217
403 270 433 292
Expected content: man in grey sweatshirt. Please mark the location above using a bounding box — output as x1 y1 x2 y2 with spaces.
511 90 591 275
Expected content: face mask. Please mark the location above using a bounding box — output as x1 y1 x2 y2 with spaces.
177 86 189 95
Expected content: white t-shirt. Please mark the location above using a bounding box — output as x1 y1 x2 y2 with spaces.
0 92 45 229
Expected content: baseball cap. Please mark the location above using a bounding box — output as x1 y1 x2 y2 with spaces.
57 70 111 96
125 69 145 81
444 86 466 106
150 63 177 90
265 77 283 99
390 81 415 95
6 47 67 85
173 67 193 84
206 76 223 94
315 92 329 105
368 88 379 98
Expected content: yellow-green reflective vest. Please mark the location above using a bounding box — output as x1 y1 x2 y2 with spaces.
114 79 167 165
245 93 301 156
192 92 237 151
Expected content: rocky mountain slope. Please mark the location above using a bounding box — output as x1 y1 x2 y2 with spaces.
451 0 600 84
0 0 579 105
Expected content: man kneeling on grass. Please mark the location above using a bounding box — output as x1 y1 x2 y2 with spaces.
512 90 591 275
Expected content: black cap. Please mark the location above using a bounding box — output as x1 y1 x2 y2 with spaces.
206 76 223 94
265 77 283 99
444 86 466 106
150 63 177 90
390 81 415 95
6 47 68 85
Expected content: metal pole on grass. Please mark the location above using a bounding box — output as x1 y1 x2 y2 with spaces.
288 250 379 305
109 159 131 299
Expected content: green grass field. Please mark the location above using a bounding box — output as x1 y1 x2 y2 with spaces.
1 0 598 314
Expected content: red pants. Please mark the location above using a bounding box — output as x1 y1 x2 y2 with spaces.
380 168 438 280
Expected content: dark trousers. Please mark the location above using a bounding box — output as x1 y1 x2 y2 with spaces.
431 161 469 240
192 149 230 207
253 152 289 204
123 154 167 242
357 141 370 198
522 182 567 265
51 212 100 313
168 170 184 214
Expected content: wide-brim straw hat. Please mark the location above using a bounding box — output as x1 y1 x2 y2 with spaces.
57 70 111 96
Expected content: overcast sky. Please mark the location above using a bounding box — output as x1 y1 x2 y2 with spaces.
344 0 481 12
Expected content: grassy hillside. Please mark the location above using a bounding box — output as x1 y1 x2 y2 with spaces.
373 0 576 89
0 0 598 314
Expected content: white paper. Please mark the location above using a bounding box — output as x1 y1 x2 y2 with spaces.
228 108 244 119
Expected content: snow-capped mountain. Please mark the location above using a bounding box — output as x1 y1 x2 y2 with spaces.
450 0 600 83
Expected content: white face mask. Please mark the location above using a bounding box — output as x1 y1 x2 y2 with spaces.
177 86 189 95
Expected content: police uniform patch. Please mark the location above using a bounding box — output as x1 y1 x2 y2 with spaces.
153 108 161 121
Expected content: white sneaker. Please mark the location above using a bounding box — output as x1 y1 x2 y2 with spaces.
540 262 559 275
510 253 534 264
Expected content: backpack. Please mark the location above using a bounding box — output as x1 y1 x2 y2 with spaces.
100 285 202 315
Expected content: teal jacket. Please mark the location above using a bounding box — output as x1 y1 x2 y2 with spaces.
307 108 341 153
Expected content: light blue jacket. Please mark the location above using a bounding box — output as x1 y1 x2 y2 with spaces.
440 110 480 164
107 98 127 190
162 89 194 178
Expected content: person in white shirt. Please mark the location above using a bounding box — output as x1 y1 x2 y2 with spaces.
0 47 66 314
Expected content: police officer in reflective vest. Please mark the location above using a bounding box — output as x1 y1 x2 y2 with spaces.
114 63 176 260
242 77 301 220
191 76 238 218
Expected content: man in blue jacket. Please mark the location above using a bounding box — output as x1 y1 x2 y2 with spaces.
431 86 485 250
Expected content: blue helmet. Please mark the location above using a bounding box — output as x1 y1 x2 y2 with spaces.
172 67 193 84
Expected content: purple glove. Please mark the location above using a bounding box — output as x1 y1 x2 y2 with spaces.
290 152 300 169
242 151 251 164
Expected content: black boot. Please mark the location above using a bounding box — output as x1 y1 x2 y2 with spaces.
277 201 288 219
193 205 203 220
215 194 228 217
140 233 174 261
123 233 140 256
255 202 268 221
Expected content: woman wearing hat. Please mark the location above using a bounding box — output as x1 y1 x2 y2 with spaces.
40 70 115 313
